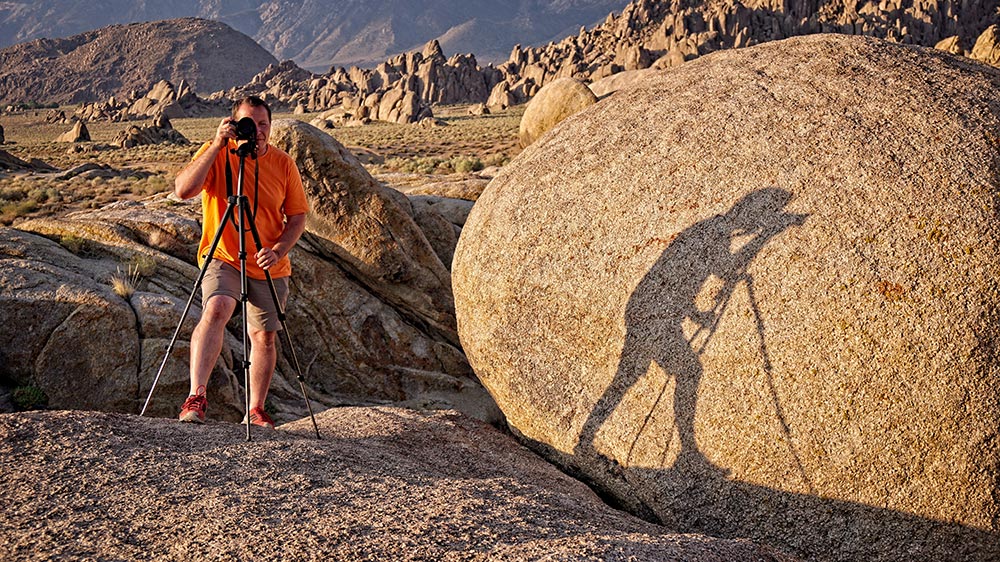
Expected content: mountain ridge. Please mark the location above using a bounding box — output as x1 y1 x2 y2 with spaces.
0 1 629 71
0 18 278 105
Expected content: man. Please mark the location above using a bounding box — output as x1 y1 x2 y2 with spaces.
174 96 308 429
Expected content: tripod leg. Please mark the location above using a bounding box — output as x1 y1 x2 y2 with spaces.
237 197 252 442
140 197 240 417
242 203 322 439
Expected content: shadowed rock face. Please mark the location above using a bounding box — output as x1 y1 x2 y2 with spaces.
453 34 1000 561
2 120 499 425
269 119 459 347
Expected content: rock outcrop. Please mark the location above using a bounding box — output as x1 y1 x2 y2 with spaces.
77 80 230 122
0 408 796 560
518 77 598 148
0 150 54 172
204 0 1000 121
112 114 189 148
269 119 459 345
3 119 498 425
55 120 90 142
453 35 1000 562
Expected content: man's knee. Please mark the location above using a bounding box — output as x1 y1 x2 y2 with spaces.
250 329 277 349
199 295 236 328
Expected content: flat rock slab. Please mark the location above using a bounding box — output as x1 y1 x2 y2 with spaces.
0 408 793 561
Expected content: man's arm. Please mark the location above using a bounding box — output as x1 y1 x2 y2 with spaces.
256 213 307 270
174 118 236 200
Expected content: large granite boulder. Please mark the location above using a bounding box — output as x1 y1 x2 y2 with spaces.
4 212 245 422
0 229 138 412
518 77 598 148
453 34 1000 562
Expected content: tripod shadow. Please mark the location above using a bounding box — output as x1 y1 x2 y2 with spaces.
566 188 1000 560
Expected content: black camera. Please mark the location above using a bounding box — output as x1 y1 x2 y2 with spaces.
234 117 257 142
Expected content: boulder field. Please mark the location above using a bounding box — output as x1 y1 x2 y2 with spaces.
0 120 500 426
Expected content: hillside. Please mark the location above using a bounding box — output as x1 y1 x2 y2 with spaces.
0 18 278 105
0 0 629 71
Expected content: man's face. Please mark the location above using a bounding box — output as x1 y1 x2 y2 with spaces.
234 103 271 151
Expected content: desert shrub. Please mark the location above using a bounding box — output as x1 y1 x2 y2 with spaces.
109 255 156 298
129 254 158 277
26 187 50 203
0 186 27 202
0 199 38 224
12 101 58 111
58 234 87 254
136 175 169 195
12 386 48 411
385 156 443 174
383 155 484 174
482 153 510 168
451 156 484 173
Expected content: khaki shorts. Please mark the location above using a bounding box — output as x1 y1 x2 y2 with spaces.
201 260 289 332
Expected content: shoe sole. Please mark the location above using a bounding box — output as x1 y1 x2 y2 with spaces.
179 412 205 423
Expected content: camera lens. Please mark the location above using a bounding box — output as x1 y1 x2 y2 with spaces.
235 117 257 142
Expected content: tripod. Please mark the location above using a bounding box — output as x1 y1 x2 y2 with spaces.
141 141 320 441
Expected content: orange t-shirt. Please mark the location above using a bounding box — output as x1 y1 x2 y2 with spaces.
194 141 309 279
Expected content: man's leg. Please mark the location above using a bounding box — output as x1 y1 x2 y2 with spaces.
248 327 277 410
189 294 237 395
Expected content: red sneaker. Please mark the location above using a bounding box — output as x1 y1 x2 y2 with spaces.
243 407 275 429
179 394 208 423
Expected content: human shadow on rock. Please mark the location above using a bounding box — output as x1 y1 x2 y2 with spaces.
566 187 998 561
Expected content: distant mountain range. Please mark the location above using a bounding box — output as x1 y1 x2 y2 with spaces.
0 18 277 105
0 0 629 71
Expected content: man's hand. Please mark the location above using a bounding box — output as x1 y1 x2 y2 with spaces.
174 117 238 200
214 118 237 148
256 247 279 270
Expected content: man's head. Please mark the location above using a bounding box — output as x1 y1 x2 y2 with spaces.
231 96 272 155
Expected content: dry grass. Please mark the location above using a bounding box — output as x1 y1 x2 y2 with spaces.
109 263 142 299
0 104 522 226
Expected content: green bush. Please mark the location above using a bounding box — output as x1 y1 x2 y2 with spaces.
451 156 484 173
0 199 37 224
13 101 58 111
59 234 87 254
12 386 48 411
